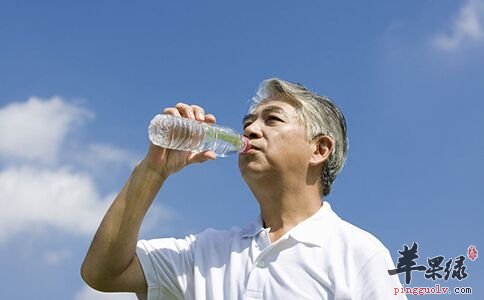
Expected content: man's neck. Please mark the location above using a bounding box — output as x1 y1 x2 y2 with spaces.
250 180 323 243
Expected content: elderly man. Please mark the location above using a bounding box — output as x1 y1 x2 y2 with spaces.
81 78 406 299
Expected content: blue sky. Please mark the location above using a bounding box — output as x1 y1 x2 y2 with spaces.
1 1 483 299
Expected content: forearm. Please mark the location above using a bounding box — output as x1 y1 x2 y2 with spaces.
81 159 167 287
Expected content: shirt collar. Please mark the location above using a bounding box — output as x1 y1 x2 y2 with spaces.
241 202 339 247
286 201 338 247
240 214 265 238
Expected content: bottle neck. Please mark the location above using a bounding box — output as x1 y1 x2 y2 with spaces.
240 136 250 153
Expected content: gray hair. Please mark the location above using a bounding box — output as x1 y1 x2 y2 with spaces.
250 78 349 197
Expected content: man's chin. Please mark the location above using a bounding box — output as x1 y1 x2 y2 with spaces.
239 163 271 181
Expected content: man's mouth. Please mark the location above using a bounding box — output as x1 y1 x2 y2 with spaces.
241 143 261 155
248 144 261 151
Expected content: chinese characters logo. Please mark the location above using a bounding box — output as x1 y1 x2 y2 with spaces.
388 242 476 284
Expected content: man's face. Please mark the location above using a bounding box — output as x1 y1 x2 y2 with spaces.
238 98 316 182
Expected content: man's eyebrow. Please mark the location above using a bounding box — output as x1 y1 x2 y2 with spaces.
242 113 254 125
262 105 288 116
242 106 289 125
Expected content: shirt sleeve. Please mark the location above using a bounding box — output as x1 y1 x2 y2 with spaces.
136 235 197 300
352 250 408 300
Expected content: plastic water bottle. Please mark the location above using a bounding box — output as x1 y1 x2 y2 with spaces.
148 114 250 157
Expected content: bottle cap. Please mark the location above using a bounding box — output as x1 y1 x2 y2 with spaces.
241 136 250 154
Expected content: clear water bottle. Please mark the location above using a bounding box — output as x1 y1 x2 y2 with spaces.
148 114 250 157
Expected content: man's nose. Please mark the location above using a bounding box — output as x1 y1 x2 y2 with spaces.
243 121 262 139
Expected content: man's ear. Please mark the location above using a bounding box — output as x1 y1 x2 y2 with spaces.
309 135 334 167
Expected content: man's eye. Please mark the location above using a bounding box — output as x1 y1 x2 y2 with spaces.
243 122 251 129
267 116 282 122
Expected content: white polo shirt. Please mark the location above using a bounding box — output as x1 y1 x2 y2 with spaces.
136 202 406 299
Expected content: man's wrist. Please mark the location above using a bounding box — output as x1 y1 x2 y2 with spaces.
136 159 168 183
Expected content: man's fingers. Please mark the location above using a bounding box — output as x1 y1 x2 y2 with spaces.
188 151 217 164
163 103 215 125
163 107 181 117
175 102 196 119
191 105 205 121
204 113 216 124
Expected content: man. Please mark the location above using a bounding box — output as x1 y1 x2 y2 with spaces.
81 78 406 299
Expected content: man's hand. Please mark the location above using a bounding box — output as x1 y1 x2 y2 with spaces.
143 103 217 177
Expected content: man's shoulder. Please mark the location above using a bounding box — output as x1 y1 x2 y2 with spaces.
197 225 245 240
195 224 249 247
337 217 387 250
323 204 390 260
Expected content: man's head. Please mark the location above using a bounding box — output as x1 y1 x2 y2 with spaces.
243 78 348 197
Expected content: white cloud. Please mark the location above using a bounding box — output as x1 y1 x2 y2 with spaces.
43 248 72 265
74 285 137 300
433 0 484 50
0 97 93 163
0 97 172 243
0 165 110 242
74 143 139 171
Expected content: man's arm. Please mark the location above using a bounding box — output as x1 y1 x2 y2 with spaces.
80 103 216 294
353 250 408 300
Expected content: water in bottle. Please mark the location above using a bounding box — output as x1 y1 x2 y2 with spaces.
148 114 250 157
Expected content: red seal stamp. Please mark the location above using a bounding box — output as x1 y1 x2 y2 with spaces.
467 245 478 261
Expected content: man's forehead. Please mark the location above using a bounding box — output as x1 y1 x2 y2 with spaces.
248 97 298 114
